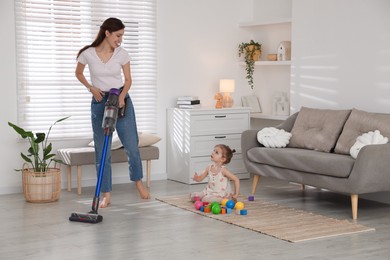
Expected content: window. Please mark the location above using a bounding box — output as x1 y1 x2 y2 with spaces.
14 0 157 139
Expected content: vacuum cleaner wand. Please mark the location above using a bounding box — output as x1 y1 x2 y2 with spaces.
69 88 120 224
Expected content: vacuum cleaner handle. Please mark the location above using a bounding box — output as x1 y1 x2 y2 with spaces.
70 88 121 222
91 88 120 213
91 133 110 213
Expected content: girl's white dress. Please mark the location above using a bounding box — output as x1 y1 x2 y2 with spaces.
190 164 232 203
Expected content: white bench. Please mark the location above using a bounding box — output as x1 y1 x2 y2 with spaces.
57 146 159 194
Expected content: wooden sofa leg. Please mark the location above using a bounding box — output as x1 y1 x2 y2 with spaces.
67 165 72 192
251 175 260 195
351 194 358 220
77 166 82 195
146 160 151 188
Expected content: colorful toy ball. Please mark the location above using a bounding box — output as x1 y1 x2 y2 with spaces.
212 204 221 214
221 198 229 207
248 195 254 201
225 200 235 209
235 201 245 210
210 201 220 210
194 200 203 210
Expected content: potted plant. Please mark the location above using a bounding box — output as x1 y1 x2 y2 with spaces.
8 116 69 202
238 40 262 90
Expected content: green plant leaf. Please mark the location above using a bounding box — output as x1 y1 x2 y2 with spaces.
35 133 45 143
55 116 70 124
9 116 70 172
52 158 65 165
21 153 32 163
44 154 56 161
8 122 33 139
43 143 52 157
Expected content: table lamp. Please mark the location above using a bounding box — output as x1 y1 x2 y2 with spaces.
219 79 235 108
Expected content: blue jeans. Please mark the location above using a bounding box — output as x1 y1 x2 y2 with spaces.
91 92 143 193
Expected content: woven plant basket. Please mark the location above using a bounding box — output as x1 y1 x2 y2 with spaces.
246 45 261 61
22 164 61 203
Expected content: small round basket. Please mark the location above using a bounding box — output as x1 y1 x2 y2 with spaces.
22 165 61 203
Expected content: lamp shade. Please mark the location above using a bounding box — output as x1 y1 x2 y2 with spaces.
219 79 235 93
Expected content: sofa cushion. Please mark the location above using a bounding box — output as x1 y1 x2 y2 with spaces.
288 107 351 152
349 130 389 159
247 147 355 178
257 127 292 148
335 108 390 154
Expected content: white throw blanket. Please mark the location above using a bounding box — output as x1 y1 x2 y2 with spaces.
350 130 388 159
257 127 292 148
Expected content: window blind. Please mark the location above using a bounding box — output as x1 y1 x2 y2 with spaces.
14 0 157 139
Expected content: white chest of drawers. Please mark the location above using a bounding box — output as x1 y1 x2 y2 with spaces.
167 107 251 184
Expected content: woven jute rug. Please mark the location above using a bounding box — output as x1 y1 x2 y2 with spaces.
156 195 375 242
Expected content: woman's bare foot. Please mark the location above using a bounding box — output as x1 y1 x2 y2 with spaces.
99 192 111 208
136 181 150 199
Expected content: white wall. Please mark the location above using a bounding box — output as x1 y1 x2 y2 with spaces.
158 0 253 109
291 0 390 113
290 0 390 204
1 0 20 194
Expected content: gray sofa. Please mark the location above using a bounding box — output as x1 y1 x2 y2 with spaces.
242 107 390 219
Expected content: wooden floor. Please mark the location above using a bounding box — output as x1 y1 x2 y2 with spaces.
1 177 390 260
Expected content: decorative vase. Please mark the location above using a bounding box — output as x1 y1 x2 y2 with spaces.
22 166 61 203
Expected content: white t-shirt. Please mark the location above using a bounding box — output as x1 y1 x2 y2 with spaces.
77 47 130 91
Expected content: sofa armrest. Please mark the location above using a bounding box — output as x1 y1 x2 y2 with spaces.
241 112 299 158
349 143 390 193
241 129 262 163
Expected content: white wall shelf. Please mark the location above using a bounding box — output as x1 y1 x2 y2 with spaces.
239 18 291 28
239 17 292 116
239 61 291 66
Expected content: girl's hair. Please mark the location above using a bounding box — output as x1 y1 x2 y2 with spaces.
77 17 125 58
216 144 236 164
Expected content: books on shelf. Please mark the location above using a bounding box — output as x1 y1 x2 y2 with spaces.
177 100 200 105
176 96 201 109
178 104 201 109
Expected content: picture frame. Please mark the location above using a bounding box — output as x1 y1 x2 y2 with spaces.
241 95 262 113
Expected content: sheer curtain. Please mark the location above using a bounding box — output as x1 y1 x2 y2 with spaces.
14 0 157 139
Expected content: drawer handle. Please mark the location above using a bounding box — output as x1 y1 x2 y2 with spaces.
214 136 226 139
214 115 226 118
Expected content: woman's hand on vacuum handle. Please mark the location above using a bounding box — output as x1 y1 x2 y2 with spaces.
118 94 126 108
90 86 104 102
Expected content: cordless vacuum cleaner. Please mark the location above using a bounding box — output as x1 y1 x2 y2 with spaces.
69 88 120 224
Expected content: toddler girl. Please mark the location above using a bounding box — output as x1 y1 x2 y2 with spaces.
190 144 240 203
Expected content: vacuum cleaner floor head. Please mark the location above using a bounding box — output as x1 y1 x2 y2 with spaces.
69 212 103 224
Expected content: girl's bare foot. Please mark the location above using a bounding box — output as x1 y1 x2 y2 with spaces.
136 181 150 199
99 192 111 208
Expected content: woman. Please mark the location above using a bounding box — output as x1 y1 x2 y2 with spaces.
75 17 150 208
